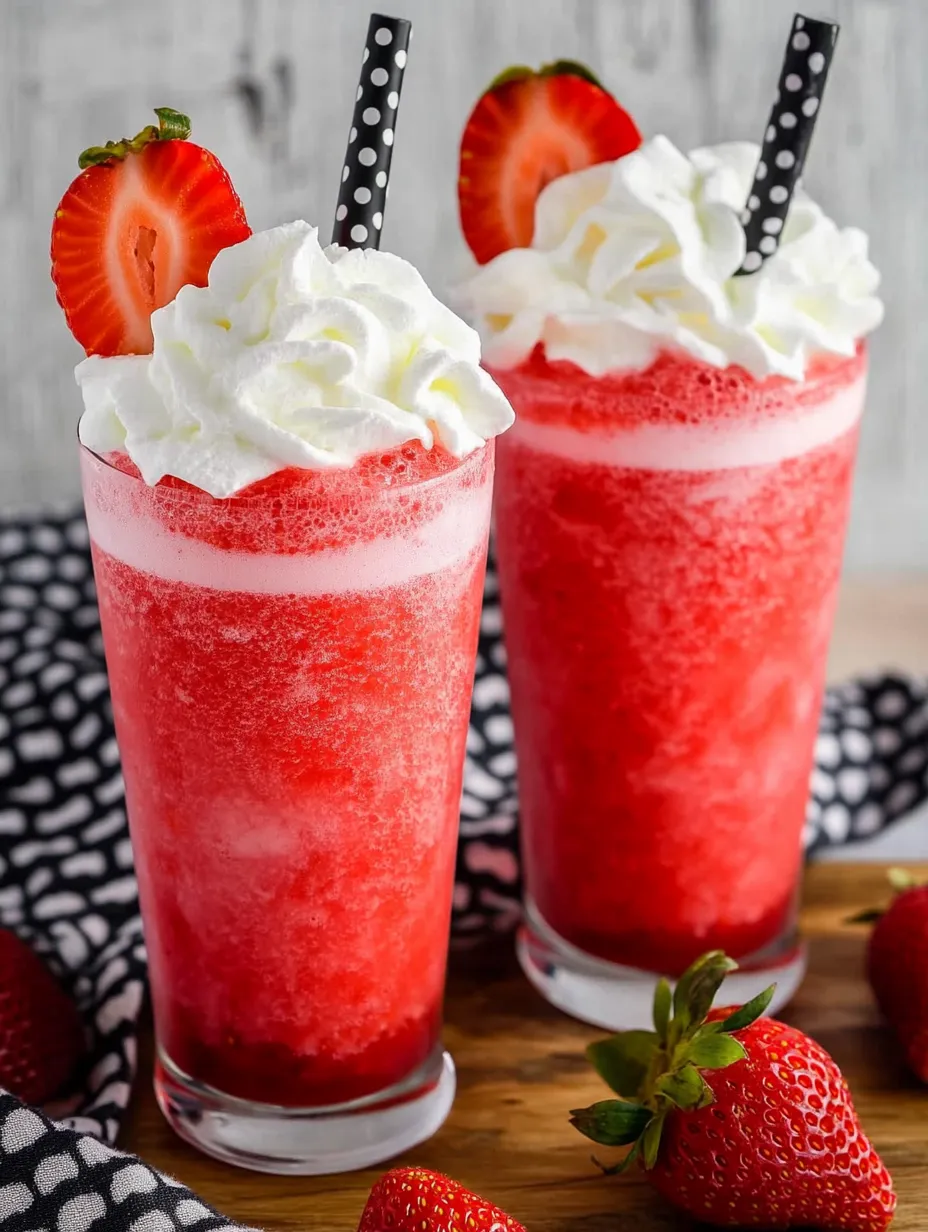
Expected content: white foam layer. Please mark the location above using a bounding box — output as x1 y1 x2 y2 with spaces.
81 458 492 597
506 377 866 472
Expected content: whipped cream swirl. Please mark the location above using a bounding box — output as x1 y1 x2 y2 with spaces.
458 136 883 381
77 221 514 497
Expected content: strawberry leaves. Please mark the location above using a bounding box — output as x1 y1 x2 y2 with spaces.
569 1099 652 1145
586 1030 658 1099
571 950 776 1174
653 977 672 1041
640 1115 664 1169
688 1033 748 1069
656 1065 712 1110
669 950 738 1043
715 984 775 1034
78 107 192 169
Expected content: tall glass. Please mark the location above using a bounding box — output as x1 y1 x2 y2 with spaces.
80 440 493 1174
491 346 865 1029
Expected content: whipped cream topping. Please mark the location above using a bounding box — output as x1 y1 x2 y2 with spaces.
77 221 514 497
458 136 883 381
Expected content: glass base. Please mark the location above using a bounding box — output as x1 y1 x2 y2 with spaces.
517 898 807 1031
154 1042 456 1175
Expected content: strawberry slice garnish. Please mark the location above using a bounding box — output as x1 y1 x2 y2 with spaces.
458 61 641 264
51 107 251 357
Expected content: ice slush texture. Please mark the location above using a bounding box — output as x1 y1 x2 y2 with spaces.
81 442 493 1106
492 348 864 976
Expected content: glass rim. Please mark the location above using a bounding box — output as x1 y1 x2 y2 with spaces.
77 432 494 507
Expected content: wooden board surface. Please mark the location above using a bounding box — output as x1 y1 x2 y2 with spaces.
120 862 928 1230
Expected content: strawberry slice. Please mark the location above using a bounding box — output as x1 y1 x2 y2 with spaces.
51 107 251 356
458 61 642 265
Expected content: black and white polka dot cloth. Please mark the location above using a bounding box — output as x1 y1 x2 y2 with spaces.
0 1091 252 1232
331 13 411 250
0 511 143 1147
0 509 925 1217
736 13 838 275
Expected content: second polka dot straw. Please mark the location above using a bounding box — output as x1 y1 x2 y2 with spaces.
332 13 412 251
735 13 839 276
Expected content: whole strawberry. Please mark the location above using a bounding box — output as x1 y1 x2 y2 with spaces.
859 868 928 1083
571 951 895 1231
0 929 86 1105
357 1167 526 1232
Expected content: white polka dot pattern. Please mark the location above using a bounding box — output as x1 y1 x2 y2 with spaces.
736 13 839 276
804 674 928 851
331 13 411 251
0 1093 247 1231
0 510 144 1148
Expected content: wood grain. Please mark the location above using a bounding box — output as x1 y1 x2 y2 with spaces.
1 0 927 570
119 862 927 1231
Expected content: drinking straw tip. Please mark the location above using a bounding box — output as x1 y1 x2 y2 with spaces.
734 13 839 277
332 13 412 251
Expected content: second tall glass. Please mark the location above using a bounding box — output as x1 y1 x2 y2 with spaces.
491 347 866 1029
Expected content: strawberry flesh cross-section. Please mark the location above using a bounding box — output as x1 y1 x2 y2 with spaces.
458 62 642 265
50 108 251 357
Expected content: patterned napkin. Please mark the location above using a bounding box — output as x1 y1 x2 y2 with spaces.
0 509 924 1217
0 1091 244 1232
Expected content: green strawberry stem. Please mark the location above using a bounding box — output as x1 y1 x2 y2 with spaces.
570 950 775 1173
887 866 921 892
846 866 926 925
488 60 604 91
78 107 191 169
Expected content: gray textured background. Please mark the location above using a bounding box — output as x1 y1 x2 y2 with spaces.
1 0 922 571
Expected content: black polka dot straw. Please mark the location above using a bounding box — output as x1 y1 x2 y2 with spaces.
735 13 839 276
332 13 411 251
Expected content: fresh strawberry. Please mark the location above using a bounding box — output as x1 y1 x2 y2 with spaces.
51 106 250 357
0 928 86 1105
357 1167 526 1232
458 61 641 264
571 951 895 1231
856 867 928 1083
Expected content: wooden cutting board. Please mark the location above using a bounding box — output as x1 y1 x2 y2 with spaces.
120 862 928 1230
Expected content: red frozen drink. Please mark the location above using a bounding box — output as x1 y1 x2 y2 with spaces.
52 114 513 1168
81 439 494 1162
459 96 883 1027
492 346 864 986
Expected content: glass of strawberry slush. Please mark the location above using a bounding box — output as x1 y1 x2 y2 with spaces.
456 67 883 1030
491 347 867 1029
80 442 494 1173
53 91 514 1173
